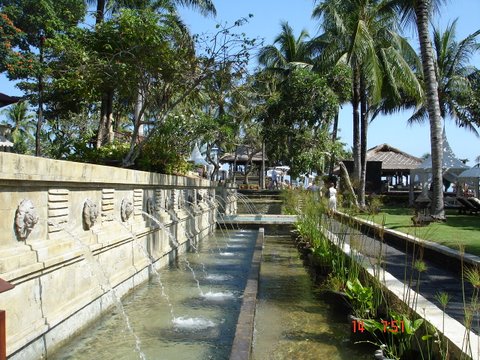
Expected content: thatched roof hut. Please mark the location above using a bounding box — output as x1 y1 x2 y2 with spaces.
219 145 266 164
367 144 422 175
0 93 22 108
340 144 422 193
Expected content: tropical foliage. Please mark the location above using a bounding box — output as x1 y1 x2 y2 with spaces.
0 0 478 187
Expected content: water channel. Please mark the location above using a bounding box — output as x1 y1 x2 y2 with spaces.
50 192 373 359
252 234 370 360
51 229 256 360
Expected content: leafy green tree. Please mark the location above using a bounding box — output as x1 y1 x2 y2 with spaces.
194 60 248 180
137 111 200 174
1 0 87 156
261 68 339 178
86 0 216 148
122 16 257 167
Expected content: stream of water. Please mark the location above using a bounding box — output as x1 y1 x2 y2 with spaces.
50 230 256 360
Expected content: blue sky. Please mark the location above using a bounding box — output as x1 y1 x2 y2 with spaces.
1 0 479 163
178 0 480 163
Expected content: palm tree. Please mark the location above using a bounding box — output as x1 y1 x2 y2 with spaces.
258 21 313 74
390 0 447 220
475 155 480 167
408 20 480 135
0 101 36 153
313 0 422 208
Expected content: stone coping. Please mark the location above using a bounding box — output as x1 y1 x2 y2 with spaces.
229 228 264 360
0 152 212 187
220 214 297 225
335 211 480 270
322 225 479 360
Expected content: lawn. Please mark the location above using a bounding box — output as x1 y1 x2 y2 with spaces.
356 207 480 256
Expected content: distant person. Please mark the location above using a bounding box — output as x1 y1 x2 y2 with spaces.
271 169 278 189
327 182 337 215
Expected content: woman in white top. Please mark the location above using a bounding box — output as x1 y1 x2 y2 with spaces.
327 183 337 214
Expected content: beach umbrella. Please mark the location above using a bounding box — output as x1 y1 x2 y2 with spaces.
189 144 209 166
458 166 480 179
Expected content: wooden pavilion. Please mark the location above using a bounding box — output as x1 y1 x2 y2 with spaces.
342 144 422 193
367 144 422 190
219 145 267 186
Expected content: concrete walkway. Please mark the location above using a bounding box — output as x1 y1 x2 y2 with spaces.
325 216 479 335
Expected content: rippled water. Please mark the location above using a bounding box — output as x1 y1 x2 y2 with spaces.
252 235 371 360
50 229 371 360
50 230 257 360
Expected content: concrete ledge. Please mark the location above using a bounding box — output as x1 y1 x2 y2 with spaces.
229 228 264 360
219 214 297 225
322 224 479 360
335 211 480 272
0 152 211 188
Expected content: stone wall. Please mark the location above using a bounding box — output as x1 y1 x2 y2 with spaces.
0 153 219 359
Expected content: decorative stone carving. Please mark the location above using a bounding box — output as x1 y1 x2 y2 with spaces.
48 189 69 234
155 189 166 213
179 190 186 208
15 199 39 241
82 199 98 230
187 190 194 206
101 189 115 222
133 189 143 216
146 197 156 216
171 190 179 210
121 198 134 222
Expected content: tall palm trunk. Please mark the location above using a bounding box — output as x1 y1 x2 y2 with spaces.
328 109 339 175
96 90 113 148
415 1 445 219
94 0 114 149
359 74 368 209
352 65 361 186
95 0 105 23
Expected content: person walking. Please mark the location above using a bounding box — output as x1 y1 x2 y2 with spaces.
327 182 337 215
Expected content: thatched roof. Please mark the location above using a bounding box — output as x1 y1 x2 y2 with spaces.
367 144 421 171
0 93 22 108
219 145 266 164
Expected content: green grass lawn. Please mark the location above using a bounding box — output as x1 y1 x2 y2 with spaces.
356 207 480 256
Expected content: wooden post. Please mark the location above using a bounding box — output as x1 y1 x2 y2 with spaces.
0 310 6 360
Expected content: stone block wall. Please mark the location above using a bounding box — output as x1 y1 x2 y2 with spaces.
0 153 219 359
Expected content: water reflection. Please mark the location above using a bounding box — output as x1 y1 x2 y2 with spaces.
252 235 371 360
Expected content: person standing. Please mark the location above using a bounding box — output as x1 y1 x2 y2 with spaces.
327 182 337 215
271 168 278 189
